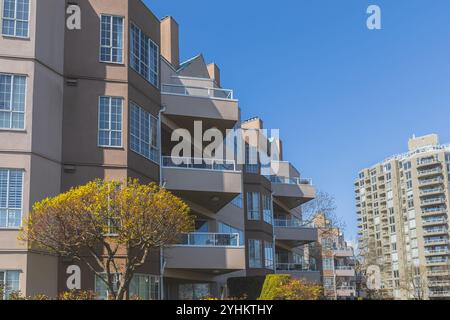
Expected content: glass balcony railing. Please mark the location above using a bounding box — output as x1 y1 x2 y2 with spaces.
162 156 237 172
335 266 354 271
424 228 448 235
276 263 317 272
265 175 313 186
274 219 315 228
176 233 241 248
161 84 234 100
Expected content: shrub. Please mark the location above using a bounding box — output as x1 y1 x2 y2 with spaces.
227 276 266 300
271 279 323 300
258 274 292 300
58 290 97 300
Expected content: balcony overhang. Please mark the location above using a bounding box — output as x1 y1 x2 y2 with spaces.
272 183 315 210
335 269 356 277
162 167 242 213
274 227 318 247
164 246 246 274
162 92 239 131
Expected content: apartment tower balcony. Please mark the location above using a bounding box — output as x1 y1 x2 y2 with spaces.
273 219 318 247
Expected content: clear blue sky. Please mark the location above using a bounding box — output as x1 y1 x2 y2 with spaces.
146 0 450 240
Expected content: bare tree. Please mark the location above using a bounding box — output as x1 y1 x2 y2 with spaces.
399 264 428 300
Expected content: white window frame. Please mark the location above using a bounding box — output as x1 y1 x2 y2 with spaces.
1 0 30 38
264 241 274 269
0 168 24 229
129 101 159 164
97 96 123 148
99 14 124 64
0 73 26 131
130 22 159 88
0 270 20 299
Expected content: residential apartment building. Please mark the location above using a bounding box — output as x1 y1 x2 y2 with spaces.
311 214 356 300
0 0 317 300
356 134 450 300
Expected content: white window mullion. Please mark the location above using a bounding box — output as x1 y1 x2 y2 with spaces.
5 170 10 227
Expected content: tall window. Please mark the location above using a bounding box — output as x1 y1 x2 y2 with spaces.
100 15 124 63
98 97 123 147
264 241 274 269
0 169 23 229
249 239 262 268
262 194 273 225
0 270 19 300
95 274 119 300
130 102 159 164
246 192 260 221
129 275 160 300
0 74 26 130
130 23 159 87
2 0 29 38
323 258 334 270
179 283 210 300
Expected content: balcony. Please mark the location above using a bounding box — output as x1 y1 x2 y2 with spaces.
420 187 445 197
161 157 242 212
161 84 239 129
426 258 449 266
421 198 446 207
334 266 356 277
266 176 315 209
274 220 318 247
417 158 440 168
336 286 357 298
422 207 447 217
429 291 450 298
334 248 354 257
425 248 449 256
164 233 245 274
419 177 444 187
422 218 448 227
417 167 443 178
424 238 449 246
427 269 450 276
275 263 321 283
423 228 448 236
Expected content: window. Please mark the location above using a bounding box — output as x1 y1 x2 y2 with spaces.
264 241 274 269
218 222 244 246
95 274 119 300
129 275 160 300
231 194 243 209
130 23 159 87
0 270 19 300
0 74 26 130
262 194 273 225
323 258 334 270
179 283 210 300
100 15 124 63
246 192 260 220
0 169 23 229
323 277 334 290
129 102 159 164
2 0 29 38
98 97 123 147
249 239 262 268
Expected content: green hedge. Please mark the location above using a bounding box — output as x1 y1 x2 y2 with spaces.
227 276 266 300
258 274 292 300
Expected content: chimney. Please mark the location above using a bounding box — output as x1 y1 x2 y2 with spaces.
160 16 180 69
207 63 221 87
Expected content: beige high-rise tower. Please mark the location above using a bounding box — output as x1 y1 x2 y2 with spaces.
356 134 450 300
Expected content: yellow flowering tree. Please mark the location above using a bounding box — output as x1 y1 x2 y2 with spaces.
270 279 323 300
20 179 194 300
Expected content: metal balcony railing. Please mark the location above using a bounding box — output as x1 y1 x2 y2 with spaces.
421 198 446 206
424 238 449 244
419 177 444 186
425 248 449 255
422 218 447 225
420 188 445 196
162 84 234 100
423 228 448 235
335 266 354 271
176 233 241 248
417 168 443 176
162 156 237 172
429 291 450 297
